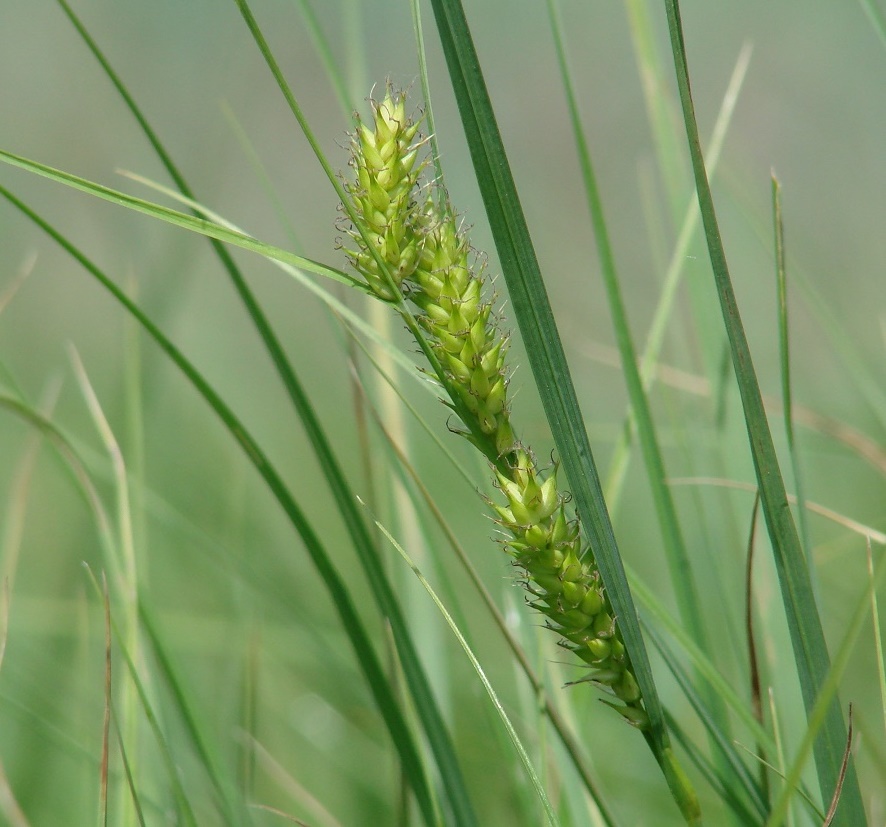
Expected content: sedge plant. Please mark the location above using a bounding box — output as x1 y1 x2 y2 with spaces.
0 1 883 825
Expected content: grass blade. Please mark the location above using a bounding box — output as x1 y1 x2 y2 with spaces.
624 0 688 222
373 518 561 827
745 494 771 806
0 147 360 290
665 710 762 827
0 185 439 827
0 396 114 553
424 1 700 821
53 4 477 821
647 624 769 822
766 550 886 827
604 42 752 510
772 175 812 563
99 574 112 827
0 760 29 827
544 0 711 700
137 604 251 826
70 346 144 827
868 542 886 751
82 567 199 827
661 1 865 821
856 0 886 51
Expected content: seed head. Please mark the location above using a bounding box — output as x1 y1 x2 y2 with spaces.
344 90 426 300
342 89 646 726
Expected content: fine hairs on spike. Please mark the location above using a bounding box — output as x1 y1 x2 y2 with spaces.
342 86 647 728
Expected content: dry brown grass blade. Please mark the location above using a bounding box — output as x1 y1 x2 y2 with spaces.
744 492 770 804
668 477 886 546
582 341 886 477
822 704 853 827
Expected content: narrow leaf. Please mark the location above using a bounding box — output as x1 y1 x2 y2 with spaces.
772 175 812 561
425 3 701 821
374 517 561 827
0 147 361 290
0 185 438 827
661 1 864 821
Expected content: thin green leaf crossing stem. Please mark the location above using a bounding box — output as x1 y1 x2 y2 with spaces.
425 0 701 821
0 147 360 289
374 518 562 827
662 1 864 822
545 0 712 703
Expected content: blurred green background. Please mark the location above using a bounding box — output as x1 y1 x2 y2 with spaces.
0 1 884 824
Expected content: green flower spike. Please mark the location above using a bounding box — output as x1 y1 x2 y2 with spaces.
408 207 515 460
344 91 647 728
492 449 643 716
343 89 426 301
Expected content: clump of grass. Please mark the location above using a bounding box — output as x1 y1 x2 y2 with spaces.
342 89 645 725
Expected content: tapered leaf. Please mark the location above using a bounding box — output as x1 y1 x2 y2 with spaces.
661 1 864 822
425 1 700 822
0 185 438 827
54 4 479 821
0 148 360 289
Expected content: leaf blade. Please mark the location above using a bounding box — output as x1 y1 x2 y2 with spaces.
426 1 701 821
661 1 864 821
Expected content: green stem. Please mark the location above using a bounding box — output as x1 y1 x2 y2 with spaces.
648 739 704 826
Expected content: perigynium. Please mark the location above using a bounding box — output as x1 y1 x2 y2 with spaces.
342 89 646 727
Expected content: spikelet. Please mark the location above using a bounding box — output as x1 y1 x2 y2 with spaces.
409 205 516 460
343 90 647 727
342 90 425 300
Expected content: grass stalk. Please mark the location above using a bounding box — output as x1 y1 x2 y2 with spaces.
772 175 812 564
661 1 865 821
69 348 142 827
0 186 440 826
544 0 726 740
424 0 700 820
